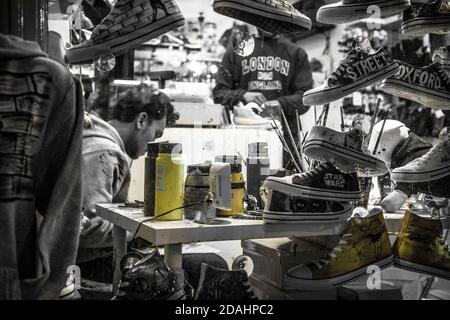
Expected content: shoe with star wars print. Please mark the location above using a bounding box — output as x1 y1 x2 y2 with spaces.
317 0 411 25
302 45 399 106
213 0 312 34
261 188 353 224
402 0 450 35
380 61 450 110
263 162 361 202
65 0 185 65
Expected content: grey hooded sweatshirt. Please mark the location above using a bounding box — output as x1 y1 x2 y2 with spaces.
0 34 84 299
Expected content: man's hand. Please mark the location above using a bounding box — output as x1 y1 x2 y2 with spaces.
243 92 267 105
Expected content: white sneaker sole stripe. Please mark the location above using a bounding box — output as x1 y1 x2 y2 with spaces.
395 258 450 280
391 163 450 183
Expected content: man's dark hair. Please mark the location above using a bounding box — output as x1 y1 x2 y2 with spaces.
111 84 178 127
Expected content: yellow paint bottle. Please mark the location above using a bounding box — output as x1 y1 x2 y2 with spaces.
215 155 245 216
155 143 184 221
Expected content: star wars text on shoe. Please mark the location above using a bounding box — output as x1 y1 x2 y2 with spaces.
66 0 185 65
213 0 312 34
303 47 399 106
263 162 361 202
380 61 450 110
317 0 411 24
285 211 394 290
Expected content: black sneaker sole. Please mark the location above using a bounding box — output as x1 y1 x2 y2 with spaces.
402 17 450 36
285 255 394 291
213 0 312 33
394 258 450 281
303 62 399 106
263 204 353 224
317 0 410 24
303 139 388 177
66 14 185 65
390 163 450 183
263 178 361 202
380 79 450 110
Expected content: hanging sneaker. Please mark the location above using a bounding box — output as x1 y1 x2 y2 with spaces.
233 104 271 128
212 0 312 34
393 210 450 280
433 45 450 75
66 0 185 65
285 210 394 290
317 0 411 25
402 0 450 35
262 162 361 202
194 263 258 300
380 61 450 110
391 127 450 183
303 46 399 106
303 126 389 177
261 188 353 224
113 250 186 300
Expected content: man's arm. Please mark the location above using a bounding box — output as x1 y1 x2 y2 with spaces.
79 151 128 248
277 48 313 119
213 46 247 107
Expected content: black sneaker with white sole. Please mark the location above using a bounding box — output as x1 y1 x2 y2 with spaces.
262 188 353 224
380 61 450 110
303 47 399 106
213 0 312 34
317 0 411 25
263 162 361 202
402 0 450 35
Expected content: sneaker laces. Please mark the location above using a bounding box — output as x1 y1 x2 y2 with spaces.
438 67 450 86
301 163 326 179
312 233 353 269
329 51 363 82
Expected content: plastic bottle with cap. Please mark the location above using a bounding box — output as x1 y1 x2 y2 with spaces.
215 155 245 216
155 142 184 221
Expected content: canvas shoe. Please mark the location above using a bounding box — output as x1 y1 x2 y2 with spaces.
317 0 411 25
194 263 258 300
285 210 394 290
391 127 450 183
113 250 186 300
261 188 353 224
393 210 450 280
212 0 312 34
303 45 399 106
303 126 389 177
402 0 450 35
66 0 185 65
263 162 361 202
433 46 450 75
380 61 450 110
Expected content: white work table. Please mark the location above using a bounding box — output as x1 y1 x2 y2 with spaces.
96 203 348 294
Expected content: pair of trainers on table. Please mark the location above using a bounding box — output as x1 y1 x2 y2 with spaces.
303 37 450 110
113 250 257 300
317 0 450 36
